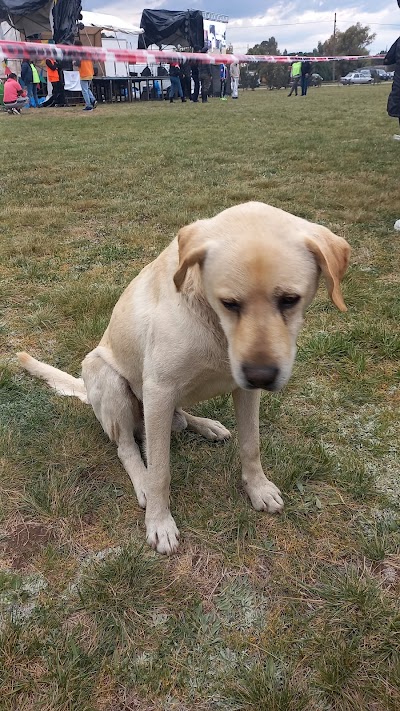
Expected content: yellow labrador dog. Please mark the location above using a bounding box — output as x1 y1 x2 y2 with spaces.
18 202 350 554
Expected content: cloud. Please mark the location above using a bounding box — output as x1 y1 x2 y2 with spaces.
84 1 400 53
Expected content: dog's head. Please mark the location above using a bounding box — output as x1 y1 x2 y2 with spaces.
174 202 350 391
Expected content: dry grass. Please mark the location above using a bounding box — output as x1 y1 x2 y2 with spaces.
1 84 399 710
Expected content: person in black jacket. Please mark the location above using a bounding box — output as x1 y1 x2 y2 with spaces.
384 36 400 139
190 47 201 102
199 46 212 103
301 61 312 96
168 62 186 103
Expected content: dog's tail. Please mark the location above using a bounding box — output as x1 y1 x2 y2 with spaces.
17 351 89 404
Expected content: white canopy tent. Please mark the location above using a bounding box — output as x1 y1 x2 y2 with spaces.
81 11 143 36
80 11 144 78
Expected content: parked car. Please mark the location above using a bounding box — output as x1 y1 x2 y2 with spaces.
386 71 395 80
361 68 389 81
341 72 373 85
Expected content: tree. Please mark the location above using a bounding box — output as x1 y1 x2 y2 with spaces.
247 37 289 90
315 23 376 78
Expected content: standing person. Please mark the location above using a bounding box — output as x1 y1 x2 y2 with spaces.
220 63 227 99
199 46 212 103
21 58 39 107
74 41 97 111
190 49 200 102
3 72 28 114
180 60 192 101
288 60 302 97
384 35 400 140
168 62 186 103
45 58 65 107
301 60 312 96
230 61 240 99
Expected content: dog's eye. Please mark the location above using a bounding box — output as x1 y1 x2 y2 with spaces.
278 294 301 310
221 299 242 314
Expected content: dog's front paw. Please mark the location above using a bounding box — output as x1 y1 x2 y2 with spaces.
146 514 180 555
245 478 284 514
193 417 231 441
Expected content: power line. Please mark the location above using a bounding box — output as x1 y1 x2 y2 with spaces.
230 21 400 30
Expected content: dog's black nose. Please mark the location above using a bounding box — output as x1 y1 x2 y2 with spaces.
242 364 280 390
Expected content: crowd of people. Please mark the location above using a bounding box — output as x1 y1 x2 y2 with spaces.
2 50 241 114
2 42 97 114
167 47 240 104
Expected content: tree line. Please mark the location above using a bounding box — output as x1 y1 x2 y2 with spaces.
245 23 384 88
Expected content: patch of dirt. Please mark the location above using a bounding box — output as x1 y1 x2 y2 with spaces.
0 521 53 569
169 544 226 606
373 556 400 588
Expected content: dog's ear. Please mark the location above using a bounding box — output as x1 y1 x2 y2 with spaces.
173 222 209 290
305 228 351 312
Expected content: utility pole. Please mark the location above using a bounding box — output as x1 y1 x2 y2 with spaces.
332 12 337 82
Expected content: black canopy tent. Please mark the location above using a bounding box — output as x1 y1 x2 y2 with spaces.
0 0 81 43
138 9 204 50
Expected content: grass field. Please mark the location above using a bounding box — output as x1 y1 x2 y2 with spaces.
1 84 399 710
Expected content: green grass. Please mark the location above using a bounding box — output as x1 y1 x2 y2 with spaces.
1 85 399 710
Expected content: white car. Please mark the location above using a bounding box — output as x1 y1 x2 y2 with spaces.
341 72 373 85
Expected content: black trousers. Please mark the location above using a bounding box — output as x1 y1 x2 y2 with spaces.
181 75 191 99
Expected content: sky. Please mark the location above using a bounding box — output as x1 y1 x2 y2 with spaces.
83 1 400 55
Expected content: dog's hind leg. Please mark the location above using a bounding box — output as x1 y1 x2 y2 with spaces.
82 351 147 509
179 410 231 441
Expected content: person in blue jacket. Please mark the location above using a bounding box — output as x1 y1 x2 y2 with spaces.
20 58 39 107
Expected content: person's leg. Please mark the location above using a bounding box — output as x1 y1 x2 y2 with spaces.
169 77 176 102
201 75 211 102
177 78 183 98
16 96 28 110
231 77 238 98
192 77 199 101
80 80 92 108
32 83 39 107
26 82 34 105
88 84 96 105
52 81 60 105
58 82 66 106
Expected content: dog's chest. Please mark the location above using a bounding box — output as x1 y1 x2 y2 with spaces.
180 367 236 406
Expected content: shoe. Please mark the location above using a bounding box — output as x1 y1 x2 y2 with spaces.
393 134 400 141
83 106 93 111
170 98 173 103
12 107 21 115
92 99 97 109
7 109 13 114
181 98 187 102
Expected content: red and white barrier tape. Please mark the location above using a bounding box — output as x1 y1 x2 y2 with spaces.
0 39 384 66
